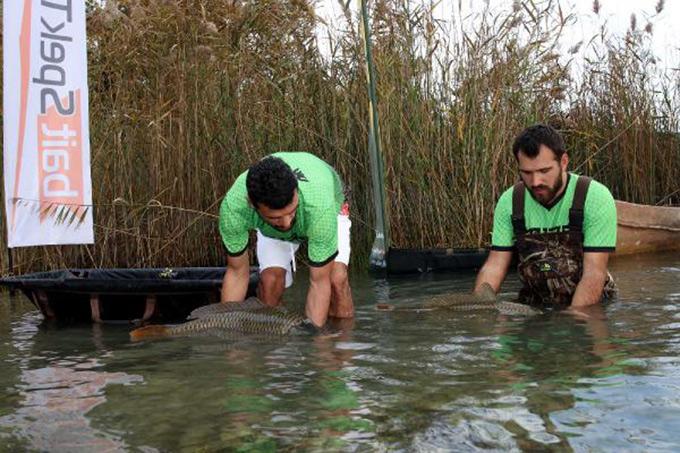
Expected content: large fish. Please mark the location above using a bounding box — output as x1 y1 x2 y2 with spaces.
130 297 313 340
376 283 542 316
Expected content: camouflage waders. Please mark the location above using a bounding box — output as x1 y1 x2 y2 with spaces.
512 176 617 307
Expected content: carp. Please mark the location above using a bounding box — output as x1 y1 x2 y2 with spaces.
130 297 313 340
375 283 542 316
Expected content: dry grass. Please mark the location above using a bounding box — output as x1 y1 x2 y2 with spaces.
1 0 678 273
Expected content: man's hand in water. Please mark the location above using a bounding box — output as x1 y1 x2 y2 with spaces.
564 304 607 321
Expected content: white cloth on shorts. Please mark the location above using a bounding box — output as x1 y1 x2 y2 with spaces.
256 214 351 288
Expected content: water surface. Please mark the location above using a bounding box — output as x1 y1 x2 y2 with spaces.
1 252 679 451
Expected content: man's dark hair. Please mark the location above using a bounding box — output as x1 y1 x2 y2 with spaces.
512 124 566 160
246 156 298 209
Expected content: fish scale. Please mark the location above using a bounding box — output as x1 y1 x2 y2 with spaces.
130 297 310 339
376 283 542 316
167 311 306 336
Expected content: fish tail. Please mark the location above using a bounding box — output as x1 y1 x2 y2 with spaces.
130 324 170 340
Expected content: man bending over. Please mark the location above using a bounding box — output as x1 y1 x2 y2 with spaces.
219 152 353 327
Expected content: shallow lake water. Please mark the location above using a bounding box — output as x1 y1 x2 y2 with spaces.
0 252 679 452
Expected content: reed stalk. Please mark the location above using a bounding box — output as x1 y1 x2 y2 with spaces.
0 0 677 273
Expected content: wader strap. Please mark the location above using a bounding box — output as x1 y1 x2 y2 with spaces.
568 176 592 232
511 181 526 236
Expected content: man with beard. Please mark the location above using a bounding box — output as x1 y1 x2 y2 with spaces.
218 153 353 327
474 124 617 309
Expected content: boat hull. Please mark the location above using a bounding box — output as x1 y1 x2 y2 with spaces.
615 201 680 256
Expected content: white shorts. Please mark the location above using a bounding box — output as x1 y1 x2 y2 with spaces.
256 214 351 288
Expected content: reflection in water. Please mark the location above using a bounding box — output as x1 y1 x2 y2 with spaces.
356 254 680 451
0 319 146 452
304 317 376 450
0 252 677 451
1 362 144 452
482 307 637 450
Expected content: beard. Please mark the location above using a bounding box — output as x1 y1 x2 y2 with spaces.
530 172 564 205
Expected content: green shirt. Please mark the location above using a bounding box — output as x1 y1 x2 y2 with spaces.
219 152 344 265
491 173 617 252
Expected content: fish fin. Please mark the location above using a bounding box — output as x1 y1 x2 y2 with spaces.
187 297 268 319
496 301 542 316
424 292 480 308
375 303 395 311
130 325 170 340
188 303 231 319
240 297 269 311
475 283 497 303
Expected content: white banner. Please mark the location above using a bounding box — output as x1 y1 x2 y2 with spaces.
3 0 93 248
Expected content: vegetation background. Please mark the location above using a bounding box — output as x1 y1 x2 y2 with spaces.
1 0 678 273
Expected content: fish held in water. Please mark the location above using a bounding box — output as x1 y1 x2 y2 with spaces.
423 282 496 308
130 297 311 340
376 283 541 316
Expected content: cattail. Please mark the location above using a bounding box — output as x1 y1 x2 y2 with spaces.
201 20 218 35
656 0 665 14
549 86 565 100
195 45 215 63
592 0 600 15
568 41 583 54
509 15 522 28
630 13 636 32
644 22 653 34
101 1 125 26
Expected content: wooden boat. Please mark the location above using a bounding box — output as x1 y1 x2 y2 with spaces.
615 201 680 256
386 201 680 272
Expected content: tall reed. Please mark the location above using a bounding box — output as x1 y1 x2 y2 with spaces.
0 0 677 273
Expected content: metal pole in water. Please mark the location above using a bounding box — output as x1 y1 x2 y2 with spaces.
358 0 390 270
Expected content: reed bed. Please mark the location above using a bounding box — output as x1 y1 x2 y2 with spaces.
1 0 678 273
